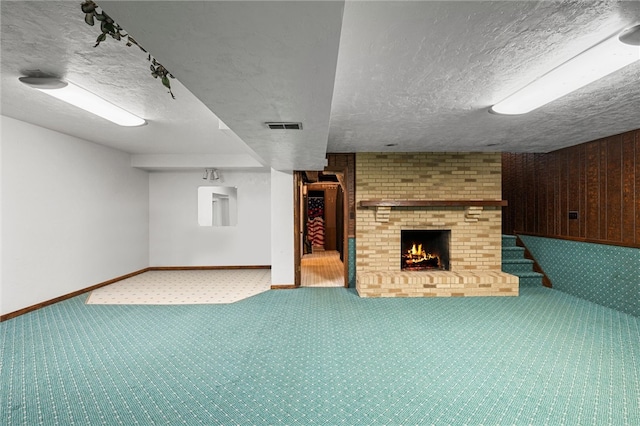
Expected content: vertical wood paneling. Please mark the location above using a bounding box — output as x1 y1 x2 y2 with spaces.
336 186 344 260
501 154 514 234
324 186 338 250
578 144 587 238
559 149 569 236
551 154 560 235
567 147 580 237
502 128 639 247
635 134 640 245
326 153 356 237
585 141 601 239
537 154 547 234
529 154 539 233
606 136 622 242
544 153 550 234
542 154 550 235
517 154 526 233
598 140 609 240
531 153 538 232
621 133 636 244
525 153 537 232
546 154 555 234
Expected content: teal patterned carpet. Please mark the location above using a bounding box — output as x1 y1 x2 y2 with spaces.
519 235 640 317
2 287 639 425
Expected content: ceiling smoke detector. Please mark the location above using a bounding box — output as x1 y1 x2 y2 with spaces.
265 122 303 130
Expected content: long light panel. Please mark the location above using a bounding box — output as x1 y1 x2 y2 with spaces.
19 77 146 127
491 24 640 115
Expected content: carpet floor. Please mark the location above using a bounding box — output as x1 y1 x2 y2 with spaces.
1 287 639 425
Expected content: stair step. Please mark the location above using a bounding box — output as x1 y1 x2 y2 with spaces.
501 235 545 287
511 271 543 278
502 234 517 247
514 272 544 287
503 265 535 274
502 246 525 259
502 259 534 274
503 258 534 264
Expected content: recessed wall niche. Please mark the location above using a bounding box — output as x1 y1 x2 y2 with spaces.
198 186 238 226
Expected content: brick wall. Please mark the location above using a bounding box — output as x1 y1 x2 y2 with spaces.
356 152 503 273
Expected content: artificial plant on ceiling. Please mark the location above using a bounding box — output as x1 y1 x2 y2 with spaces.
81 0 176 99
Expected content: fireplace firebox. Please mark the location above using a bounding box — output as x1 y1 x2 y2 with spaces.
401 230 450 271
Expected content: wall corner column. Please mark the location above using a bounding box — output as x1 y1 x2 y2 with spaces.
270 169 295 286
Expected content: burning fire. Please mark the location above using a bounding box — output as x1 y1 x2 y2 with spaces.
404 243 439 266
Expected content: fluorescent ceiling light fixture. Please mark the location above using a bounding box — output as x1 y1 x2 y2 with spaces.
19 77 146 126
491 24 640 115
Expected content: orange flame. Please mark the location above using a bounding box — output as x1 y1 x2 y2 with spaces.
404 243 439 266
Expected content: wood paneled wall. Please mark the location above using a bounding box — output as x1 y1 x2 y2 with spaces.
326 153 356 237
323 186 338 250
502 129 640 247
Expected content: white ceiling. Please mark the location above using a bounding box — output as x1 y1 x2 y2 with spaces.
2 1 640 171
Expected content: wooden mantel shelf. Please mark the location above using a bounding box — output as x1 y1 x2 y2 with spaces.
359 199 508 207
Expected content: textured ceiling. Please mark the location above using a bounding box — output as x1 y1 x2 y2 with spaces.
0 1 264 170
100 0 344 170
329 1 640 153
2 1 640 171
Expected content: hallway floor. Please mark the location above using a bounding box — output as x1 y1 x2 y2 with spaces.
301 250 345 287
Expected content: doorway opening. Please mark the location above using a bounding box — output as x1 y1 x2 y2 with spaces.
295 170 348 287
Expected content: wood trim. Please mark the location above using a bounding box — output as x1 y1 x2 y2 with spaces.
325 165 351 287
294 171 303 287
360 199 508 207
516 231 640 249
149 265 271 270
270 284 298 290
0 268 150 322
342 171 350 288
326 154 356 236
515 235 553 288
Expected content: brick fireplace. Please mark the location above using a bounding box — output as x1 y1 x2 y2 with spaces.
356 152 518 297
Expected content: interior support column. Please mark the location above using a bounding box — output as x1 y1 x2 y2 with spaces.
270 169 295 286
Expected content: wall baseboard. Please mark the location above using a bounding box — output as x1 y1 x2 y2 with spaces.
270 284 298 290
0 268 150 322
1 265 273 322
150 265 271 270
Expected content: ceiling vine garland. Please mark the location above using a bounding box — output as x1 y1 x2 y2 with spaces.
81 1 176 99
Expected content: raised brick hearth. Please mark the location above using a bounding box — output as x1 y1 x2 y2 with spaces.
355 152 519 298
357 271 518 297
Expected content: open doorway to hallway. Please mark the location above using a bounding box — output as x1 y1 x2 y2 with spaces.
295 170 348 287
300 251 344 287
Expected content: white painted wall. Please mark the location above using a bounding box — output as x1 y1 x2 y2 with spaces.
270 169 295 286
0 121 3 313
1 116 149 315
149 170 271 266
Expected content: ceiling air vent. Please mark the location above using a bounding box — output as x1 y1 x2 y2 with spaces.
265 122 303 130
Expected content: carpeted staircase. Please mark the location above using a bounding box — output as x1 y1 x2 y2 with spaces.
502 235 544 287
